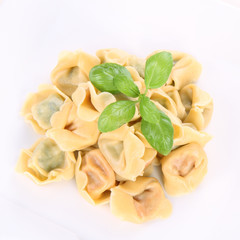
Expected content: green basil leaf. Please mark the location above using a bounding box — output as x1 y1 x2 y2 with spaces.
141 112 174 155
145 51 173 89
89 63 130 94
139 95 161 123
114 74 140 98
98 100 136 132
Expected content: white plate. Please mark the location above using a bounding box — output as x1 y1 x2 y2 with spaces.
0 0 240 239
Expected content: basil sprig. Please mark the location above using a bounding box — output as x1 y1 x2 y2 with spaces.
89 51 174 155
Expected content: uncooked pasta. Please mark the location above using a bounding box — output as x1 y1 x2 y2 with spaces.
17 48 213 223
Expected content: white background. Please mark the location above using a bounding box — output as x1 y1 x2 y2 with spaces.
0 0 240 239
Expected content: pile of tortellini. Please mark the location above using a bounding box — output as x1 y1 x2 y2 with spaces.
17 48 213 224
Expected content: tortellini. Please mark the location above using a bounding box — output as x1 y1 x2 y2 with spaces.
170 52 202 89
148 50 202 89
72 81 116 122
97 48 146 79
98 125 153 181
174 123 212 147
126 55 145 78
96 48 129 65
46 104 99 151
180 84 213 130
21 84 72 134
148 88 178 117
162 85 186 120
51 50 100 97
18 48 213 224
110 177 172 223
161 143 208 195
75 149 116 205
16 138 75 185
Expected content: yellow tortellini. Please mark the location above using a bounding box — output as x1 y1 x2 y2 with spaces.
162 85 186 120
46 104 99 151
96 48 129 65
97 48 146 79
110 177 172 223
126 55 145 78
21 84 73 134
51 50 100 97
170 51 202 89
148 88 178 117
98 125 153 181
180 84 213 130
161 143 208 195
72 81 116 122
16 138 76 185
75 149 116 205
174 123 212 147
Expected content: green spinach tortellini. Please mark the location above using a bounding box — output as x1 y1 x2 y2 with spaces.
21 84 73 134
32 94 64 129
16 138 76 185
34 138 65 172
